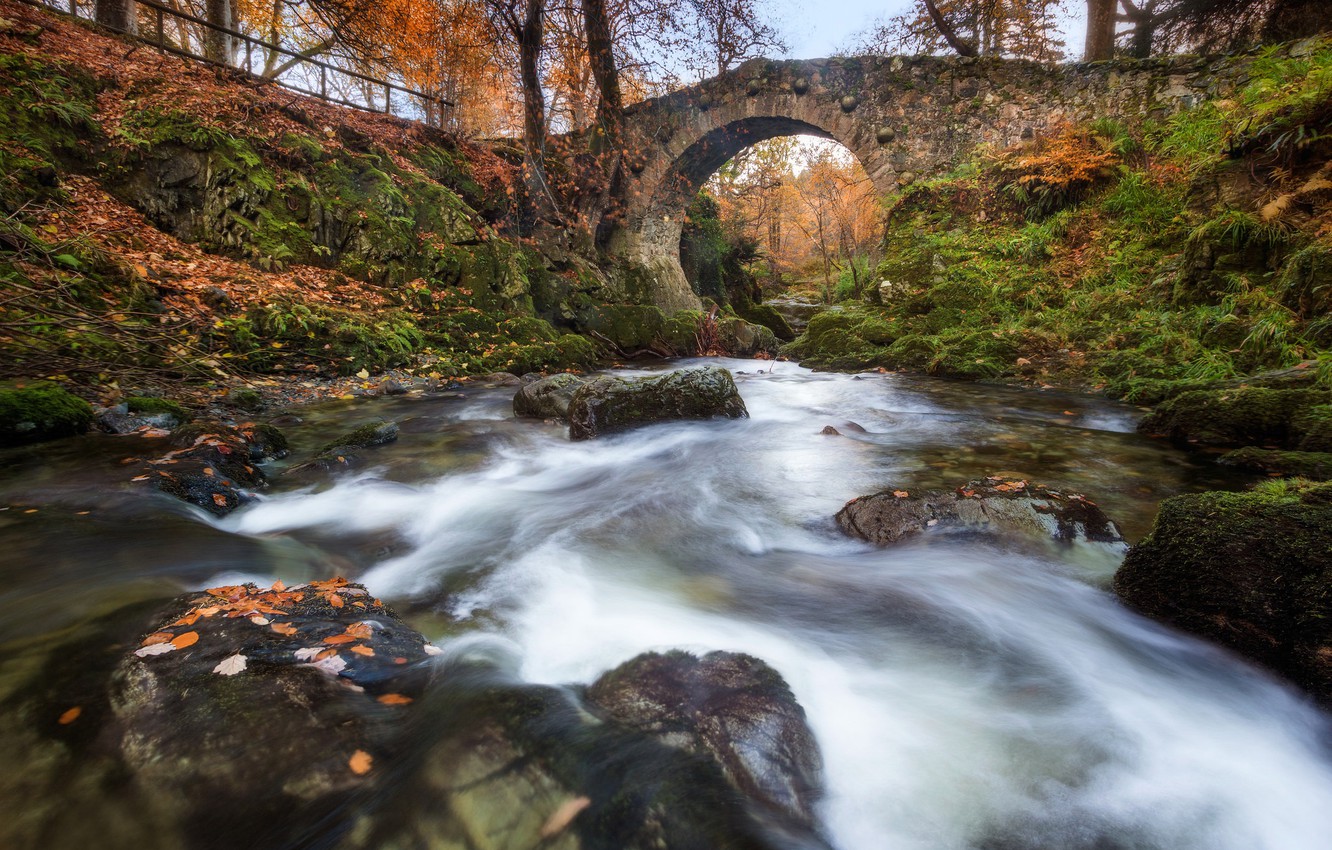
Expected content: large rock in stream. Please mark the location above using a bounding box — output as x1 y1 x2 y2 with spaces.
837 476 1125 548
5 581 831 850
566 366 749 440
1114 482 1332 705
132 420 288 516
513 373 588 421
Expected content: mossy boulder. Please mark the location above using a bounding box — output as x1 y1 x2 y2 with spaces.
1113 484 1332 705
124 396 191 427
567 366 749 441
1219 446 1332 480
1293 404 1332 453
837 476 1124 549
781 309 894 371
316 420 399 455
1138 387 1332 448
579 304 667 352
513 373 587 421
144 421 270 515
0 384 93 446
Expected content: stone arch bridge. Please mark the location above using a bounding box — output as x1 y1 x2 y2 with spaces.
602 52 1256 311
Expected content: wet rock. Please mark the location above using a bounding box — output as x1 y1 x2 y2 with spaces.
1114 483 1332 705
567 366 748 441
1138 386 1331 449
0 384 92 446
477 372 523 387
141 421 270 515
316 420 399 455
586 650 825 832
110 580 435 848
95 404 180 435
378 378 409 396
1220 446 1332 480
513 373 588 421
836 476 1124 548
820 425 841 436
236 422 290 461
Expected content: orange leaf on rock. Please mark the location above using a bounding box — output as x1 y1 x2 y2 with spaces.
345 622 373 640
350 645 375 656
270 622 298 636
348 750 373 775
892 490 909 498
212 494 229 507
171 631 200 649
142 631 174 646
328 594 344 609
377 693 413 705
323 634 356 645
58 706 83 725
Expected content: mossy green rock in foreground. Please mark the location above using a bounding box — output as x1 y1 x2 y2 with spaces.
567 366 748 441
0 384 93 446
1138 387 1332 448
1114 484 1332 705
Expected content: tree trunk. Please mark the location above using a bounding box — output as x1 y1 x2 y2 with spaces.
1084 0 1117 61
1263 0 1332 41
95 0 137 34
204 0 232 64
517 0 558 221
581 0 622 149
922 0 977 57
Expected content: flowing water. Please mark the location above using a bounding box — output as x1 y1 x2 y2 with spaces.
2 358 1331 849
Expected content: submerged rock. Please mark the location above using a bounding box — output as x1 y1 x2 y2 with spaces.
316 419 400 455
1114 483 1332 705
586 650 825 832
513 373 588 421
837 476 1124 548
566 366 748 440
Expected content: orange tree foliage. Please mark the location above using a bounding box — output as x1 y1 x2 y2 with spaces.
989 124 1121 218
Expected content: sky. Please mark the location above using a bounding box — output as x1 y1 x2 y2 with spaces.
768 0 1090 60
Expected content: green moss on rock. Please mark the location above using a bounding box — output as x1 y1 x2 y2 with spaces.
125 396 191 422
0 385 93 446
1114 487 1332 704
1220 446 1332 480
1138 387 1332 448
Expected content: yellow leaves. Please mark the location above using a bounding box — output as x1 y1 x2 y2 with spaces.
58 706 83 725
348 750 373 776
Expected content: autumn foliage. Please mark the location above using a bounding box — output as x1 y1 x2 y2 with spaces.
990 124 1122 218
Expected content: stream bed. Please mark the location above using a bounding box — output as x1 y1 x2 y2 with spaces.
2 358 1330 849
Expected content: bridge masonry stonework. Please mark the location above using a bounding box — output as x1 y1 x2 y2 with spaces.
605 51 1268 312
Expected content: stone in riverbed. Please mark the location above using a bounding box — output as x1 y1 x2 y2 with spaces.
137 420 283 515
513 373 588 421
1114 482 1332 705
836 476 1124 548
0 384 92 446
586 649 825 832
566 366 748 440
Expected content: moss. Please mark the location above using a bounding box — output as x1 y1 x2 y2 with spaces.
125 396 191 421
1139 386 1331 448
1220 446 1332 480
1114 487 1332 704
1293 404 1332 453
579 305 667 352
0 384 93 446
316 420 399 455
660 311 702 355
781 309 897 370
225 388 264 411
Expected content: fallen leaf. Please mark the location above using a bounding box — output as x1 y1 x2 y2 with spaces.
249 616 270 626
171 631 200 649
393 656 408 664
271 622 298 636
312 654 347 675
212 494 229 507
323 634 356 645
345 622 373 640
349 645 375 656
271 579 286 591
422 644 444 657
135 643 177 658
131 474 151 482
540 797 591 838
58 706 83 725
293 647 321 661
348 749 373 775
213 654 247 675
356 368 370 379
141 631 174 646
376 693 413 705
328 594 344 609
892 490 909 498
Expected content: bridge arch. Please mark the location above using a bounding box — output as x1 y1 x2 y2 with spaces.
605 53 1239 312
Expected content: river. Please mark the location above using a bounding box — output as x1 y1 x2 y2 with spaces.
2 357 1330 849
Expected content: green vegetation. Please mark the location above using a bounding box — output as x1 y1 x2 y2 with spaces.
783 40 1332 399
0 383 93 446
125 395 191 421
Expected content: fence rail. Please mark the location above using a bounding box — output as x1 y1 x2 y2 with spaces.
20 0 451 124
